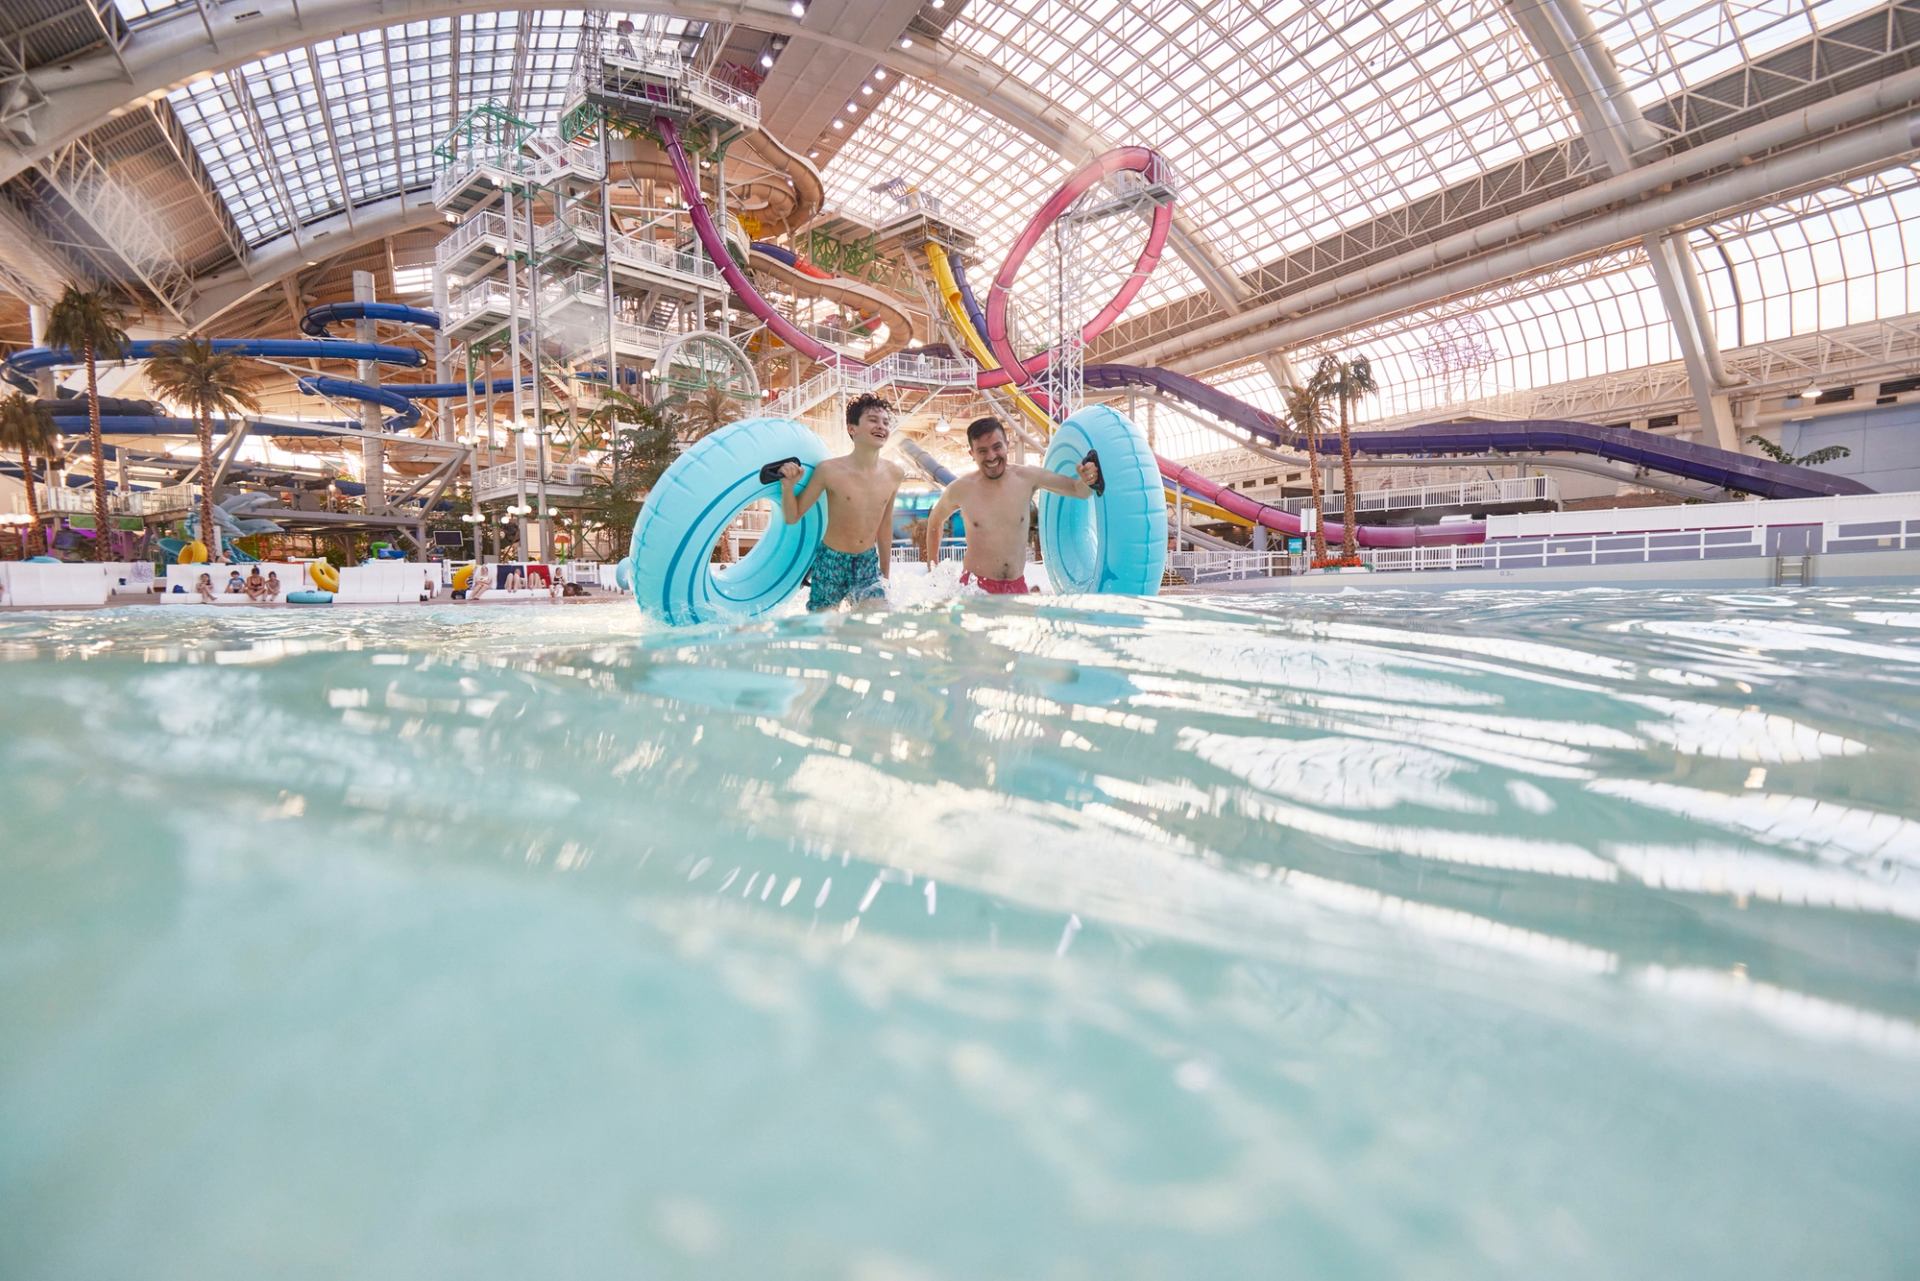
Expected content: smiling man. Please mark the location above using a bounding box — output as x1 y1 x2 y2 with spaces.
922 416 1102 595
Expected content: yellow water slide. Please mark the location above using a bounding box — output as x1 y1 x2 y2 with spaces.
920 241 1250 529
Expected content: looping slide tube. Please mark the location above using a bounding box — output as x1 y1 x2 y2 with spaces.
1038 405 1168 595
627 417 830 626
983 147 1173 390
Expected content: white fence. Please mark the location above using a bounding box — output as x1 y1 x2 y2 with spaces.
767 353 979 418
1168 550 1299 583
1270 474 1557 517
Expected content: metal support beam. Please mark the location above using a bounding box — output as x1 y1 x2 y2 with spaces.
1506 0 1740 448
34 132 197 321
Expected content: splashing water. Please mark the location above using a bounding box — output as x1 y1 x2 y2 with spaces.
2 587 1917 1279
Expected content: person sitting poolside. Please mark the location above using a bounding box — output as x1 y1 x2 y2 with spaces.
224 569 246 595
265 571 282 601
420 572 436 603
548 572 563 603
467 569 488 600
244 567 268 601
195 573 217 604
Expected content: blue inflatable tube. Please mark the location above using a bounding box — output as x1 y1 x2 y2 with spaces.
286 590 334 605
1037 404 1167 595
627 416 830 625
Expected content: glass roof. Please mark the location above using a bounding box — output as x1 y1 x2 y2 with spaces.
1586 0 1887 110
165 11 704 248
816 75 1205 317
1694 162 1920 348
942 0 1579 273
1147 162 1920 434
106 1 1920 425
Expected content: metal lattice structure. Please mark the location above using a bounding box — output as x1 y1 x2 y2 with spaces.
35 132 195 318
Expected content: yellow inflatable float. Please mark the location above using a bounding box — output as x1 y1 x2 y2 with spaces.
307 559 339 593
450 564 475 593
177 539 209 564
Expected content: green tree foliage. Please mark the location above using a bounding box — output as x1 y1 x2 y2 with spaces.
0 392 58 556
1746 434 1852 468
44 285 129 560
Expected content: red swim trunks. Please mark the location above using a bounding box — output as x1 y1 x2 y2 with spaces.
960 569 1033 595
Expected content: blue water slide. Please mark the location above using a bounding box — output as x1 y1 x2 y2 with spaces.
299 302 441 337
401 377 526 398
945 254 992 350
45 415 338 439
4 339 425 380
897 437 956 485
750 241 802 269
297 375 423 431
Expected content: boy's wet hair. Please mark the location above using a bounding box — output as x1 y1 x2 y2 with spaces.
966 416 1007 445
846 393 894 428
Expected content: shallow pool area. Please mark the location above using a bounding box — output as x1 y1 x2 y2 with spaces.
3 588 1918 1279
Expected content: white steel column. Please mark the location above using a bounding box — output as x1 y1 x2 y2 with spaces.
1506 0 1740 449
353 270 387 513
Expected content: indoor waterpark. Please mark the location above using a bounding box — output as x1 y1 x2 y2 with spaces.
2 2 1918 1277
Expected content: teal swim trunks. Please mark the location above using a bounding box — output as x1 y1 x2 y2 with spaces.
807 544 886 610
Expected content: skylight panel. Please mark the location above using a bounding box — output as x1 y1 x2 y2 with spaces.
1586 0 1885 107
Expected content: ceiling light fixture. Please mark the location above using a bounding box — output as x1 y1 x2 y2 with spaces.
899 37 913 48
760 51 774 68
861 85 873 95
831 119 843 129
789 1 805 16
873 69 886 80
1802 383 1823 398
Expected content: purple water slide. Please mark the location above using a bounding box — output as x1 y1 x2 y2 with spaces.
1085 364 1868 502
657 119 859 373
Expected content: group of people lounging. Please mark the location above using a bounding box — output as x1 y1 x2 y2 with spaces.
194 567 282 603
777 393 1102 610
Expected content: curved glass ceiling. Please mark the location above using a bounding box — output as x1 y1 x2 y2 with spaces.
944 0 1579 272
89 1 1920 418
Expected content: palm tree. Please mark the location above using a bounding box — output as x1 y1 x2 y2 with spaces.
665 384 744 442
1746 434 1851 468
1284 372 1334 562
1328 355 1378 563
45 285 130 560
144 337 265 558
0 392 58 557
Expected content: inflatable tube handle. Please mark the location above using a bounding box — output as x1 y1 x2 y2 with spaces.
1082 449 1105 497
759 456 803 485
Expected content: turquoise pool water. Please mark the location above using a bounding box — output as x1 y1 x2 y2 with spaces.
2 588 1917 1279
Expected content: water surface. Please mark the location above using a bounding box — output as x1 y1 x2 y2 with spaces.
3 587 1917 1279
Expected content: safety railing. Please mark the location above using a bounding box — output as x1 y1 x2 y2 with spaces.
1166 550 1298 584
133 483 195 517
36 485 138 516
443 279 526 330
1269 474 1556 516
682 65 762 125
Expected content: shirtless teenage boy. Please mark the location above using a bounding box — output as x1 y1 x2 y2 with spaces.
779 392 905 610
922 417 1102 594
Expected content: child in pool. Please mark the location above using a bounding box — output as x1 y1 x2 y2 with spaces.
778 392 904 611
